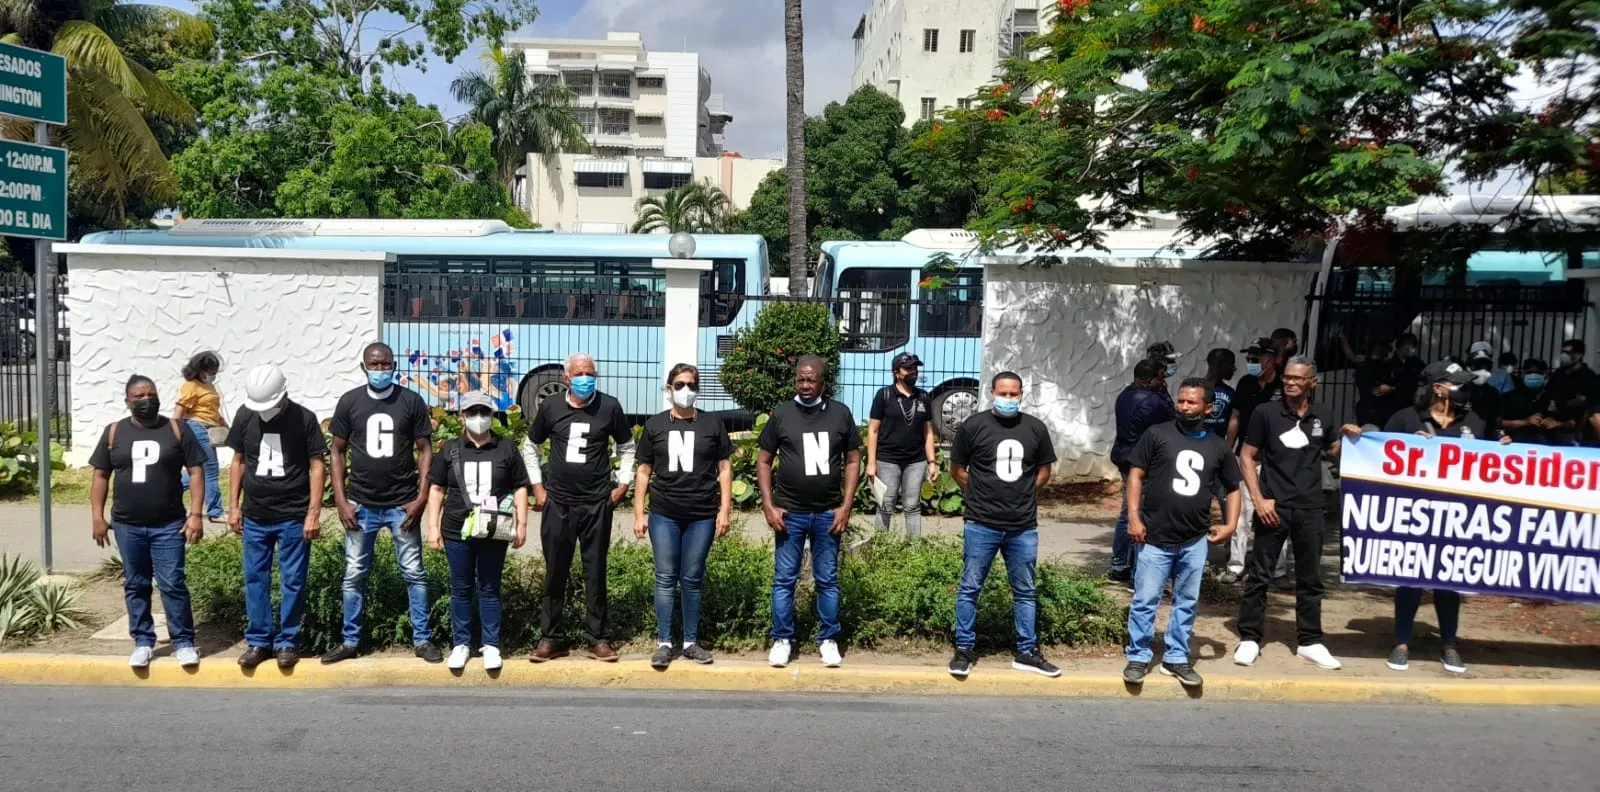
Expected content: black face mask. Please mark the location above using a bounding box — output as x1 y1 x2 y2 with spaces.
1176 412 1206 430
1447 386 1471 407
899 373 918 387
130 398 160 422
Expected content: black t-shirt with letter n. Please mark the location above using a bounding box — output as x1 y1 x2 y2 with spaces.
868 385 932 465
950 411 1058 532
530 392 631 504
1129 422 1242 547
330 386 435 508
427 436 532 541
638 409 734 521
89 417 207 527
226 401 330 525
759 399 861 513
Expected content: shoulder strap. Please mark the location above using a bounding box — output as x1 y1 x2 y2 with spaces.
450 439 474 510
106 420 118 450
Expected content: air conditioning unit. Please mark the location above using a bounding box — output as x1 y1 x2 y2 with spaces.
901 228 978 249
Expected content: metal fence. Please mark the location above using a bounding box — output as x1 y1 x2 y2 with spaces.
0 272 70 438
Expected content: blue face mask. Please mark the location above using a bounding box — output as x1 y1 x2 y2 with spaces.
1246 362 1263 377
1523 374 1546 389
366 369 395 390
795 394 823 408
570 374 597 400
993 397 1021 417
1165 364 1177 378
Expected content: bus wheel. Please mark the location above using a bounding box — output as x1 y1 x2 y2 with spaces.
517 369 567 414
931 386 979 441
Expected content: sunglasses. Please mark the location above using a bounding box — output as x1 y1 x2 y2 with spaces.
672 381 698 391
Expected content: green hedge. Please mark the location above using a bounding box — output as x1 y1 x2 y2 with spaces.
186 532 1125 656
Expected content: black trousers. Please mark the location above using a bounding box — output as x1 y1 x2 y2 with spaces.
1237 506 1325 646
540 497 614 644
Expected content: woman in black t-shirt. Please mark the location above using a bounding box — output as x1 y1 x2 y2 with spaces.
423 391 530 672
631 363 734 669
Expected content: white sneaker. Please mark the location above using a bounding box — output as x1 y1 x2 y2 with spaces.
768 639 791 667
175 647 200 668
447 645 471 670
129 646 154 668
819 640 843 668
481 646 503 671
1296 643 1342 670
1233 640 1260 666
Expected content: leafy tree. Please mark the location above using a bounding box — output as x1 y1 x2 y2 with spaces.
783 0 807 295
719 302 840 415
450 47 588 189
631 181 733 234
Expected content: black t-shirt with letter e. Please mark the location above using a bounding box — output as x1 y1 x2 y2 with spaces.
759 399 860 513
89 417 207 527
330 386 435 508
1129 422 1242 547
427 435 531 540
226 401 329 524
951 410 1057 532
530 392 631 504
638 409 734 521
869 385 932 465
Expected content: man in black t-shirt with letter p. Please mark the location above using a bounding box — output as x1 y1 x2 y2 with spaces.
947 371 1060 678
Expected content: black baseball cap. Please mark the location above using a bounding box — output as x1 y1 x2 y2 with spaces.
1146 341 1180 360
1241 337 1274 355
892 353 923 370
1422 359 1474 386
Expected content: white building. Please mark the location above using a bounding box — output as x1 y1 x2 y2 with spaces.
851 0 1050 125
523 151 782 234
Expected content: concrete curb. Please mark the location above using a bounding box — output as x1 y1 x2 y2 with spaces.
1 654 1596 705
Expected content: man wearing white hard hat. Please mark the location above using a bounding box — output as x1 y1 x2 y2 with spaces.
226 365 329 670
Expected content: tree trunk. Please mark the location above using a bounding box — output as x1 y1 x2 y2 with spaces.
784 0 809 297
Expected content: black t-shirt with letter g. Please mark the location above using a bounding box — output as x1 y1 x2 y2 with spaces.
89 417 208 527
226 401 329 524
759 399 860 513
530 392 631 504
950 411 1057 532
638 409 734 521
330 386 435 508
427 435 532 540
1129 422 1242 547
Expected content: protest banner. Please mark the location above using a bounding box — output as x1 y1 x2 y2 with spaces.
1339 432 1600 604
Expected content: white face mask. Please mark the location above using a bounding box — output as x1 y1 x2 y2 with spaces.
463 415 493 436
257 406 281 423
672 387 698 409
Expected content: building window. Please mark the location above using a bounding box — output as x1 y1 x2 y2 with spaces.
575 171 626 189
562 72 593 96
531 72 558 85
922 29 938 52
956 98 973 110
643 172 692 190
599 108 631 136
920 98 936 121
959 29 976 53
598 73 631 98
574 109 596 134
637 76 665 89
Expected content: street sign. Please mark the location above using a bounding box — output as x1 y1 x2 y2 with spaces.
0 139 66 240
0 42 65 125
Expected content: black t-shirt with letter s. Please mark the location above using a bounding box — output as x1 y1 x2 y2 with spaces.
530 392 631 503
1129 422 1241 547
951 411 1057 532
759 399 860 513
226 401 329 524
638 409 734 521
330 386 435 508
89 417 207 527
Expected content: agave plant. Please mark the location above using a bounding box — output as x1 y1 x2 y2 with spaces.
29 582 87 632
0 555 41 646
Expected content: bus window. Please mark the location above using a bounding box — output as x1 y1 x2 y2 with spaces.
921 270 983 337
391 257 488 318
699 258 746 327
812 253 835 298
602 260 666 323
837 267 911 351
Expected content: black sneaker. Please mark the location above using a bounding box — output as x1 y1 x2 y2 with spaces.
1441 648 1466 674
1011 651 1062 678
237 646 272 669
276 647 299 669
650 644 673 669
1122 660 1148 684
1386 646 1410 672
681 644 714 665
415 641 444 664
948 648 977 677
320 644 359 665
1160 662 1204 688
1106 568 1133 583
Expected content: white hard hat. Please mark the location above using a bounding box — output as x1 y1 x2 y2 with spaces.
242 364 288 412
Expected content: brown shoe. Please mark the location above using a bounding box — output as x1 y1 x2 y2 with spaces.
589 642 619 662
529 639 567 663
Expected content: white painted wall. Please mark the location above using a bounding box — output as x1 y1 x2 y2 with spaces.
648 51 702 158
982 257 1318 481
56 246 387 465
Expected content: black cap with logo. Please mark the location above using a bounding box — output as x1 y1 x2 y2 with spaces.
892 353 923 371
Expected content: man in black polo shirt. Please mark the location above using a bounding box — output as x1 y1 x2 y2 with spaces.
1234 356 1346 671
866 352 936 538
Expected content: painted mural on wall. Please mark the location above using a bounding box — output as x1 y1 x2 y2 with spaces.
398 328 519 410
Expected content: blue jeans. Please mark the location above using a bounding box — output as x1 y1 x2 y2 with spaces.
1111 468 1136 574
1125 537 1208 664
444 536 508 648
242 518 310 650
649 514 716 644
112 520 195 648
770 511 841 641
179 420 223 520
340 504 431 647
954 522 1039 654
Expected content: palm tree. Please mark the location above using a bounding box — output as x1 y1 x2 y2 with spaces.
631 180 732 234
783 0 808 296
451 47 590 191
0 0 207 221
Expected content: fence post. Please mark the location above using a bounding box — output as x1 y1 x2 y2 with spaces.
33 120 52 573
652 233 711 408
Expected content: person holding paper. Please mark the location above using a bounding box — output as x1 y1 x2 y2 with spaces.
865 352 937 539
424 391 530 672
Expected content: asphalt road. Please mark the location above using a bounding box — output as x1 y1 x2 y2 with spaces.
0 687 1594 791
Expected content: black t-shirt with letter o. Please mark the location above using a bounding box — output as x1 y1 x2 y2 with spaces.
759 399 861 513
869 385 932 465
226 401 329 524
530 392 631 503
951 411 1057 531
638 409 734 521
89 417 207 527
1129 422 1242 547
427 436 531 540
330 386 435 508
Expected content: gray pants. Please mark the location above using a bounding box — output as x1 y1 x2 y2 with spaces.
875 460 927 537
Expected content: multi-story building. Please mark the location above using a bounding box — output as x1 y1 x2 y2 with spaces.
851 0 1050 126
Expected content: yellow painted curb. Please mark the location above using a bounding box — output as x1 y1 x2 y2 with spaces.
0 654 1596 705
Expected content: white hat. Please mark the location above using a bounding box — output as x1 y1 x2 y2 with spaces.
1468 341 1495 360
242 364 288 412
